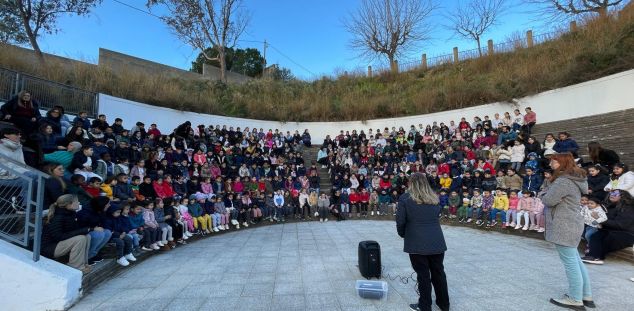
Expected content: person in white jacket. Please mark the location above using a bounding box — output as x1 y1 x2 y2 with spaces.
604 163 634 196
510 140 525 171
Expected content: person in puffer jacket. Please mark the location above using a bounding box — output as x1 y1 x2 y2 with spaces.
103 203 136 266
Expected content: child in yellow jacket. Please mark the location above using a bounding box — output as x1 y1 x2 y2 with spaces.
489 188 509 228
439 173 452 189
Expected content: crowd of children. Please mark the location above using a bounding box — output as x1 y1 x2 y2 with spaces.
3 95 631 272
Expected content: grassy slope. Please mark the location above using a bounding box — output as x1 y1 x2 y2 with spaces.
1 7 633 122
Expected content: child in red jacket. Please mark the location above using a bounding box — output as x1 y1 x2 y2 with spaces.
348 189 359 218
359 188 370 217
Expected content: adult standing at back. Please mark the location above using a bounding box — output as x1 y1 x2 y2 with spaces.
396 173 449 311
541 153 594 310
522 107 537 135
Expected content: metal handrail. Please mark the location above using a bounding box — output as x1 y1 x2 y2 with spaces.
0 152 49 261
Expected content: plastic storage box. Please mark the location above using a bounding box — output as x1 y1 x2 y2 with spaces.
355 280 388 300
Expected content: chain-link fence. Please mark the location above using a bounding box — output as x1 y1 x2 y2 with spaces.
0 67 99 117
0 153 48 261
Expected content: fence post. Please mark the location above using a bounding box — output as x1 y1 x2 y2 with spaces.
367 66 373 77
487 40 494 55
453 47 459 63
421 53 427 70
391 60 399 73
526 30 534 48
570 20 577 31
14 72 21 96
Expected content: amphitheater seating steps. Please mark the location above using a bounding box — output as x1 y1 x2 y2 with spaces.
531 108 634 166
301 147 332 192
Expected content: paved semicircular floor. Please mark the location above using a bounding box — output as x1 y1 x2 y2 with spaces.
71 220 634 311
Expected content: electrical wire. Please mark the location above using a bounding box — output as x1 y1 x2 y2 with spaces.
112 0 162 19
381 265 420 295
111 0 316 77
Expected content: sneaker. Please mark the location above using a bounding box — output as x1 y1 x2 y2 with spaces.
509 222 516 227
319 219 323 222
522 226 529 230
514 225 522 230
236 224 240 229
225 224 230 230
325 218 328 222
244 222 249 227
124 253 137 262
409 304 422 311
177 239 187 245
467 218 472 223
141 246 153 251
549 294 585 310
157 241 165 247
582 298 596 308
581 256 604 265
213 227 220 232
490 221 497 227
371 211 374 216
117 257 130 267
538 227 545 233
151 243 160 250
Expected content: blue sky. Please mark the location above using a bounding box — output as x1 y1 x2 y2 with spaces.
36 0 552 80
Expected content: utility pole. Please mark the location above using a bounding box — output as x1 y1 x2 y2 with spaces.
263 39 268 76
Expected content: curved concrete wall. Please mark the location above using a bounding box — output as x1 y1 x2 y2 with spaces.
98 69 634 143
0 240 82 311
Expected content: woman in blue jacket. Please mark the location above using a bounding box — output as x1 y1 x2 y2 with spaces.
396 173 449 311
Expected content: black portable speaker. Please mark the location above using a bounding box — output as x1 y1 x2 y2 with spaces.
358 240 381 279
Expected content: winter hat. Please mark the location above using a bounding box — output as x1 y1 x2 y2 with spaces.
527 152 537 158
68 141 83 153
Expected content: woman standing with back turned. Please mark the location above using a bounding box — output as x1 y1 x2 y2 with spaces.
541 153 594 310
396 173 449 311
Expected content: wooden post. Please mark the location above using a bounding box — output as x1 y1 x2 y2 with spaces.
453 47 459 63
526 30 534 48
421 53 427 70
570 20 577 31
391 60 399 73
367 65 372 77
487 39 494 55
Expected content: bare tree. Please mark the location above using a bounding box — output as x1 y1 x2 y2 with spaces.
447 0 506 56
526 0 626 21
147 0 250 83
0 0 102 63
344 0 436 67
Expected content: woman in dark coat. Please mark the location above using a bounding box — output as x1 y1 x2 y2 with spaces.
38 108 63 136
43 164 66 210
0 91 42 136
587 142 620 170
583 190 634 264
41 194 91 273
396 173 449 311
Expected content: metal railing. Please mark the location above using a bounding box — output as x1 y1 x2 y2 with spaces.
0 67 99 117
0 153 49 261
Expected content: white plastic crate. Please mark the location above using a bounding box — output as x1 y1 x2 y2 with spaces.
355 280 388 300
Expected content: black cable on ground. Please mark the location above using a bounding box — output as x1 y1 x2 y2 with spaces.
381 265 419 295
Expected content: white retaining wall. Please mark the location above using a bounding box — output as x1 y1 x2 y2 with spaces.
98 69 634 144
0 240 82 311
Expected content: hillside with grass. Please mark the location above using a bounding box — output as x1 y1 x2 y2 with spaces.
1 7 633 122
